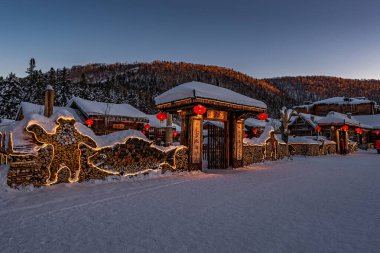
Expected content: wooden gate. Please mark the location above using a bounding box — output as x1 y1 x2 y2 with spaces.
203 122 227 169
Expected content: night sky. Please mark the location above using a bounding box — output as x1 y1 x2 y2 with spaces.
1 0 380 78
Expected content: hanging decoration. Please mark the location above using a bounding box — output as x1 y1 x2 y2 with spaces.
173 130 178 137
355 127 363 134
315 125 322 132
85 119 94 127
258 113 268 121
341 125 349 131
252 128 258 134
374 130 380 136
144 124 151 130
244 133 248 138
156 112 167 123
193 104 207 115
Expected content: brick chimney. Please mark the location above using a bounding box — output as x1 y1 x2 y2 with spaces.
44 85 54 117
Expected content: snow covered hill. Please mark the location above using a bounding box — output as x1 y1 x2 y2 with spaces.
0 151 379 253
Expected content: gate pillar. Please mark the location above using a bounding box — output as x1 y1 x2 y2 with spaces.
231 116 244 168
189 116 203 170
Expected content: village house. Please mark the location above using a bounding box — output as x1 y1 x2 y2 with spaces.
293 97 379 116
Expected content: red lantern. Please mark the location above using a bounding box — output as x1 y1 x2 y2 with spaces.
341 125 349 131
315 126 322 132
85 118 93 127
156 112 167 122
193 104 207 115
374 130 380 136
258 113 268 121
252 128 258 134
144 124 151 130
244 133 248 138
355 127 362 134
173 130 178 137
142 130 146 135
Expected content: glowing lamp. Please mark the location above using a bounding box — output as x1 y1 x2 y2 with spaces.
341 125 349 131
355 127 362 134
173 130 178 137
244 133 248 138
193 104 207 115
142 130 146 135
258 113 268 121
374 130 380 136
252 128 258 134
315 126 322 132
144 124 151 130
85 119 93 127
156 112 167 122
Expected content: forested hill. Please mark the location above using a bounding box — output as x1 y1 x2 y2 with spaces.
266 76 380 105
0 61 293 119
1 61 379 120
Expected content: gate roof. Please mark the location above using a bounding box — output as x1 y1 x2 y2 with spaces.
155 81 267 112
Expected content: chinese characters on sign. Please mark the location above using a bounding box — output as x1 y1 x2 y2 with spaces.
113 124 125 130
206 110 227 121
191 117 202 163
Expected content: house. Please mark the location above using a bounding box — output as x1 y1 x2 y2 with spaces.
144 114 181 145
288 113 323 136
65 97 148 135
294 97 378 116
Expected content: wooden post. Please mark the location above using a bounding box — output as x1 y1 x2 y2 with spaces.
335 129 340 154
165 113 173 146
231 113 244 168
44 85 54 117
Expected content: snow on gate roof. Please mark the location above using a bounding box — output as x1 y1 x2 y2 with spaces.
154 81 267 109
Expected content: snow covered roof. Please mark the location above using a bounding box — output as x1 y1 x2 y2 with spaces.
155 81 267 109
17 102 84 123
244 118 266 128
146 114 181 132
288 136 335 145
67 97 148 121
316 111 372 128
313 97 373 105
289 113 323 128
353 114 380 129
295 97 375 109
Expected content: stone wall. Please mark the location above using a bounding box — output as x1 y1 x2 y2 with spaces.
289 143 337 156
7 117 189 188
243 143 286 166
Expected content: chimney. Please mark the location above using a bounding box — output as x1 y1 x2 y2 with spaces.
44 85 54 117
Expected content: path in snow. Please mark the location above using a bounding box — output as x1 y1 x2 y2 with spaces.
0 151 379 253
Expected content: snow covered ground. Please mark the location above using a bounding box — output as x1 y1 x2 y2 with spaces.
0 150 379 253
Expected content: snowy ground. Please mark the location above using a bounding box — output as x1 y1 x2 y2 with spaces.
0 150 379 253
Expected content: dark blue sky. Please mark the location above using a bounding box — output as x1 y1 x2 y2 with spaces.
1 0 379 79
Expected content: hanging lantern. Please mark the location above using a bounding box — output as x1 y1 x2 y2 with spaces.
252 128 258 134
315 125 322 132
244 133 248 138
142 130 146 135
85 118 94 127
330 126 335 131
144 124 151 130
173 130 178 137
258 113 268 121
341 125 349 131
156 112 167 123
355 127 362 134
193 104 207 115
374 130 380 136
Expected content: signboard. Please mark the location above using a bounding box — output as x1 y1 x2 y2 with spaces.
113 123 125 130
206 110 227 121
191 117 202 163
235 120 243 160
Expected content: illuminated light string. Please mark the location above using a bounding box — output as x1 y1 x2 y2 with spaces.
19 116 184 186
